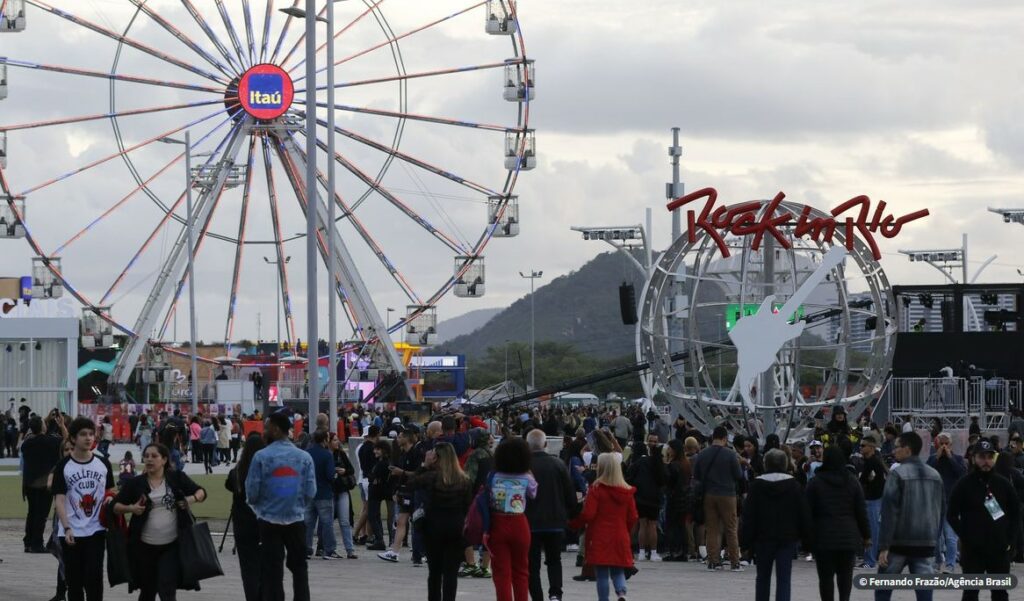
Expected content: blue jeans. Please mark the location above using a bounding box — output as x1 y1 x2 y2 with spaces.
334 492 355 554
934 519 958 568
594 566 626 601
864 499 882 567
874 553 933 601
304 499 336 555
754 541 796 601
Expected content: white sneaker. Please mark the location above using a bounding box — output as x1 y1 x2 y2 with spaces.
649 551 662 562
805 554 814 562
698 545 708 561
377 551 399 563
566 544 579 552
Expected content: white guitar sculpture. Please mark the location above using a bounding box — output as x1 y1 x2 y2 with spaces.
728 245 848 412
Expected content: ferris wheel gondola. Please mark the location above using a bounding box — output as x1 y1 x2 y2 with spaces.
0 0 534 395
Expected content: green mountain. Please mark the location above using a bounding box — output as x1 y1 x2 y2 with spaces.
430 250 649 361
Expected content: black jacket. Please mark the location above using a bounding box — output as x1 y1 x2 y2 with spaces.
525 451 576 532
805 468 870 551
947 469 1021 552
627 454 665 509
740 473 812 549
20 433 61 492
858 453 887 501
114 470 205 592
665 460 693 516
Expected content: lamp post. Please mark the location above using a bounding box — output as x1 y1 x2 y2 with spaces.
280 1 323 419
281 0 348 420
263 256 291 354
519 270 543 389
326 0 339 423
157 133 209 415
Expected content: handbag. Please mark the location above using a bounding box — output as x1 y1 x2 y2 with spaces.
178 514 224 584
104 503 131 588
463 474 493 546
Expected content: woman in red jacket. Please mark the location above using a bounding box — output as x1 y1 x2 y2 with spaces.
569 453 638 601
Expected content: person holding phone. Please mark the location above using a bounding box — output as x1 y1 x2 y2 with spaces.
113 443 207 600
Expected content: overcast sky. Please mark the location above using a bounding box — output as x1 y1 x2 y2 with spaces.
1 0 1022 345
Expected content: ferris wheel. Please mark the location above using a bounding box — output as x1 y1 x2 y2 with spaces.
0 0 534 390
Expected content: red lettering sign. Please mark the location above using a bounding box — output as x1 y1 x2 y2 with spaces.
666 188 928 260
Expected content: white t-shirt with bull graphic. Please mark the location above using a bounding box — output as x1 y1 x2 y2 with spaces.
52 453 115 538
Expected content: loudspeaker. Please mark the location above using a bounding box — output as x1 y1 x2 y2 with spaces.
619 283 638 325
941 300 956 332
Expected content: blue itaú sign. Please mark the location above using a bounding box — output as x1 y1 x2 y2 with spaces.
247 73 284 109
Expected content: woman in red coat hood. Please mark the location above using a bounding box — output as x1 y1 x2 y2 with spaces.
569 453 638 601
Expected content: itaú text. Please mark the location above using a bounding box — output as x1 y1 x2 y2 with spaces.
666 188 930 260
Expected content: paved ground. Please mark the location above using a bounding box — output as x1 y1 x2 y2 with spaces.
0 518 1020 600
3 445 1021 599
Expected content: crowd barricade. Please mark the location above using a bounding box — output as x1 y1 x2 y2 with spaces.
242 420 264 437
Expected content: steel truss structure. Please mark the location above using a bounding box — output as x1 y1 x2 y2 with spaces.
639 200 897 440
0 0 533 397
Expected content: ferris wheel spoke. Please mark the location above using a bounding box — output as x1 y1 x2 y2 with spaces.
291 140 421 304
54 153 186 257
300 60 513 94
269 1 301 65
295 99 509 132
277 2 328 71
0 58 224 93
224 137 258 347
242 0 258 67
126 0 237 80
52 116 236 257
16 108 226 198
261 136 299 347
157 158 240 338
214 0 250 70
27 1 229 85
298 131 469 255
0 99 226 133
316 117 498 197
99 120 244 305
285 0 387 74
270 135 364 331
178 0 244 75
296 1 487 82
259 0 275 63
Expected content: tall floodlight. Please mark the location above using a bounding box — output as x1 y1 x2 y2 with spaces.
519 269 543 389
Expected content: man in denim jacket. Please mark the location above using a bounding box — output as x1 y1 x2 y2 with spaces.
875 431 945 601
246 411 317 601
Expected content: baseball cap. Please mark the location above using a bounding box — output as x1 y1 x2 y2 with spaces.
809 440 823 448
861 434 879 447
392 417 402 424
975 440 996 455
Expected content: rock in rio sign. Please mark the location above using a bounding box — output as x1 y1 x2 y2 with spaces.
237 64 295 120
667 188 930 260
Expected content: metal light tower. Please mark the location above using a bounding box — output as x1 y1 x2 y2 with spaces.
899 234 999 331
989 207 1024 225
157 133 204 415
519 269 543 389
326 0 340 424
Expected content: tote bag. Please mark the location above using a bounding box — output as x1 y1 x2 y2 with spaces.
178 516 224 584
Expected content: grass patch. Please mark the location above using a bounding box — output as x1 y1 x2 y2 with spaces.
0 472 363 520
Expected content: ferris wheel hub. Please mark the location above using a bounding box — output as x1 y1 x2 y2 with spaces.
235 64 295 121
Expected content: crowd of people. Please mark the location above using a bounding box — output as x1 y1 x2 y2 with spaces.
8 401 1024 601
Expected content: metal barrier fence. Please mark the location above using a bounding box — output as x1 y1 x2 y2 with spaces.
887 377 1022 432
